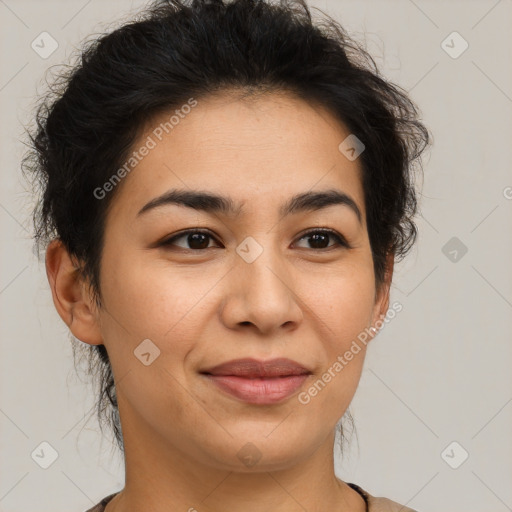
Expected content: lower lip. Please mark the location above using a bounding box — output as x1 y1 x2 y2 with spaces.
203 374 310 404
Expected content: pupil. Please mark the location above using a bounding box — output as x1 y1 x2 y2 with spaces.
189 233 209 249
310 233 328 249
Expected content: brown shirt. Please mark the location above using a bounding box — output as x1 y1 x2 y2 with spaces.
84 484 418 512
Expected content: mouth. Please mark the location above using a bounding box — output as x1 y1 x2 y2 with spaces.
199 358 312 404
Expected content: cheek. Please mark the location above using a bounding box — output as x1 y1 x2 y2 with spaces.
300 266 374 399
98 257 211 431
307 262 376 337
98 254 207 369
102 251 207 331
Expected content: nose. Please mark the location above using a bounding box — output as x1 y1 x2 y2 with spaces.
219 241 304 336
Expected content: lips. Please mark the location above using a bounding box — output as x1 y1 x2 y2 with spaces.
200 357 312 378
200 358 312 404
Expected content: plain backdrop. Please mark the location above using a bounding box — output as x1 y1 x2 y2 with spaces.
1 1 511 511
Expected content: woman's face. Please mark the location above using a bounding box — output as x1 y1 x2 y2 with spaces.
60 91 392 471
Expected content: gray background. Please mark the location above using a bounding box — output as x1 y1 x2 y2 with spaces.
1 0 511 511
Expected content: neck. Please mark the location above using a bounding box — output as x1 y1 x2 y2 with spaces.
105 398 365 512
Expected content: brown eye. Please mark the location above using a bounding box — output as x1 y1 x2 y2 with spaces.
160 230 220 250
294 229 349 250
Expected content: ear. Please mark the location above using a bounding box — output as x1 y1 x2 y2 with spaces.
369 251 394 338
45 239 103 346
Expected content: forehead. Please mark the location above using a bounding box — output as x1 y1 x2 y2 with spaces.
108 91 365 222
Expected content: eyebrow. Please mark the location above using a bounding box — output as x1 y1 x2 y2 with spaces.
137 188 362 224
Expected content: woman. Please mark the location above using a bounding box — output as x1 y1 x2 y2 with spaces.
23 0 430 510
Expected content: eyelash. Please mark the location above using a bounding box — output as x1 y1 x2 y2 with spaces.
159 228 350 252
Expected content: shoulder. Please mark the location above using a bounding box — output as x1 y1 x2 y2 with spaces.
348 483 419 512
367 495 419 512
83 492 119 512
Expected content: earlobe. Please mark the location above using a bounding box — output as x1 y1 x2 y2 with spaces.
45 239 104 346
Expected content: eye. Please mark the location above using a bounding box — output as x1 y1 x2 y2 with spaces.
294 229 350 250
160 229 221 251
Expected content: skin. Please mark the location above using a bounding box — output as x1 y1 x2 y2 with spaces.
46 90 393 512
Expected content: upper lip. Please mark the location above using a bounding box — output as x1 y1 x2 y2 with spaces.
200 358 312 378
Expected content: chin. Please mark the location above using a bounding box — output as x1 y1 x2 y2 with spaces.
194 426 318 473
